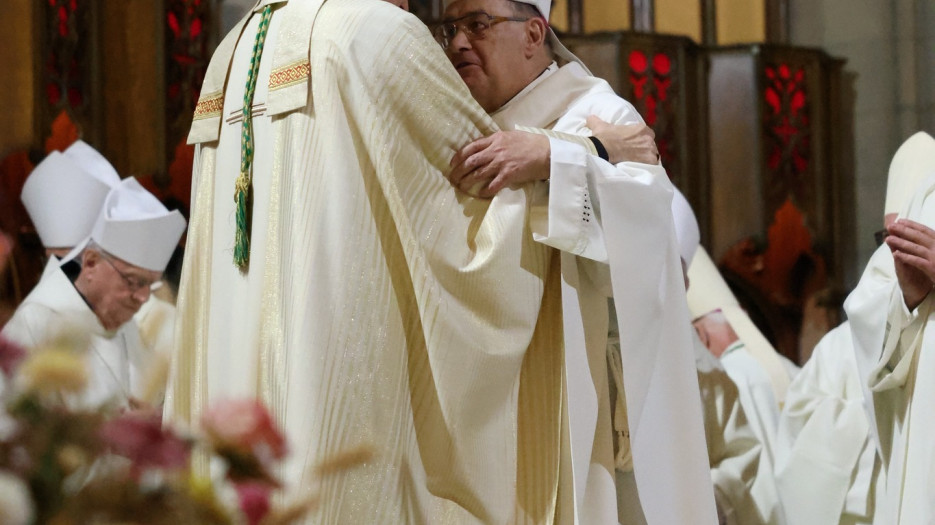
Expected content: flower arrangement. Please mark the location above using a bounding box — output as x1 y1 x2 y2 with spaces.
0 334 372 525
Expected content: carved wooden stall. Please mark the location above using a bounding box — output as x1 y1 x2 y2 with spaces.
706 45 851 362
561 31 711 245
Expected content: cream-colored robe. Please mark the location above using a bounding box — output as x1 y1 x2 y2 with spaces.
168 1 566 523
1 259 149 408
775 322 880 525
493 62 717 524
718 341 786 523
694 335 764 525
844 176 935 524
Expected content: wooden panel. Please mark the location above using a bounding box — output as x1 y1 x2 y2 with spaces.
708 44 851 362
38 0 101 149
716 0 765 44
655 0 701 43
707 50 763 258
99 0 164 177
0 0 38 157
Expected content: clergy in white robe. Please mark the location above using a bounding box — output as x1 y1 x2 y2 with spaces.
440 1 716 523
694 333 765 525
687 248 787 524
20 141 179 392
3 178 185 408
844 131 935 524
767 132 935 525
775 322 880 525
169 1 566 522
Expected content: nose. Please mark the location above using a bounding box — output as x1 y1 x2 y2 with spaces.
132 285 151 304
448 26 472 52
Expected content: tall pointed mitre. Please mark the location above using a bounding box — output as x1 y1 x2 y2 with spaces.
21 151 114 249
687 246 791 402
62 140 121 185
884 131 935 215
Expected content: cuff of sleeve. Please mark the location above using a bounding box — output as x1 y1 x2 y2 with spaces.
529 138 591 254
890 286 919 330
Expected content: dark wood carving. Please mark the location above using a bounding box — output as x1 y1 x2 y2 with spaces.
561 31 711 246
39 0 100 147
709 45 851 362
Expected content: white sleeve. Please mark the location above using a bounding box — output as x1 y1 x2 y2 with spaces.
530 136 671 264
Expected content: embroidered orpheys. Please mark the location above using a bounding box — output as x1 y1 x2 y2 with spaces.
193 92 224 121
269 60 311 91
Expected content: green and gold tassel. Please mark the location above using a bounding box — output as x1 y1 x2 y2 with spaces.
233 4 273 270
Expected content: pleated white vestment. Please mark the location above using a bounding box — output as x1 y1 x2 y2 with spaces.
775 322 880 525
845 175 935 525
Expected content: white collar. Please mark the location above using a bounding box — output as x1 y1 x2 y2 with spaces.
494 61 559 115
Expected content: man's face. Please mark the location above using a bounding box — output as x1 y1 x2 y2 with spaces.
78 250 160 331
441 0 536 112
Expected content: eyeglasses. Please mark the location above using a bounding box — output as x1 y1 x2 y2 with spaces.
99 253 157 293
433 12 530 48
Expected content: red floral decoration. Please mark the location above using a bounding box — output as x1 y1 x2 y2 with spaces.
165 0 211 158
763 62 811 210
42 0 91 133
627 49 678 182
160 0 212 215
98 411 191 479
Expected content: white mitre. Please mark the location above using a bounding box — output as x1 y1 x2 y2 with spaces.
884 131 935 215
65 178 187 272
441 0 591 74
21 151 115 249
686 246 791 402
672 188 699 265
63 140 121 185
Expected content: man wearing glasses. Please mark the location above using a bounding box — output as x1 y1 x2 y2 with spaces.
843 131 935 525
3 178 185 409
434 0 717 523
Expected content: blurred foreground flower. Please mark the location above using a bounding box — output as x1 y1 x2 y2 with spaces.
99 411 190 477
0 337 26 378
18 335 89 395
0 469 33 525
202 399 288 459
202 399 288 484
0 334 373 524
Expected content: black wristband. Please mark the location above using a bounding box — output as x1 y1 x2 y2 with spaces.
588 136 609 161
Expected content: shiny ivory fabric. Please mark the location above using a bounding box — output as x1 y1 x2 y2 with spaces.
166 1 568 523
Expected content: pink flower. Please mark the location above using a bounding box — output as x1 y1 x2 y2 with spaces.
201 399 287 461
234 481 272 525
0 336 26 377
98 411 191 476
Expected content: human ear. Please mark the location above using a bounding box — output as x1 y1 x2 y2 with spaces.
524 18 548 56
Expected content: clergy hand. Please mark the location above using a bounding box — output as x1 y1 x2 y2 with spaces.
586 116 659 165
448 131 550 198
886 219 935 310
